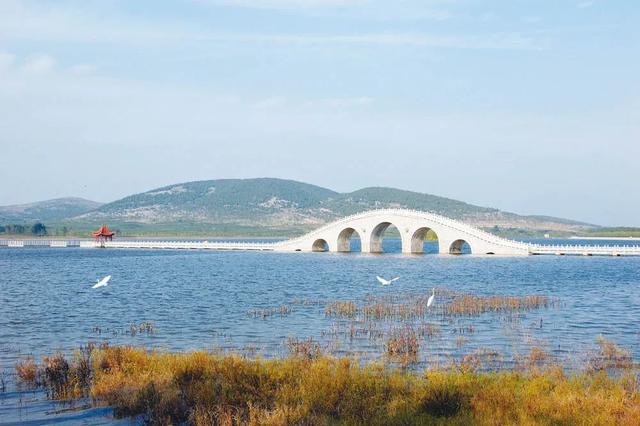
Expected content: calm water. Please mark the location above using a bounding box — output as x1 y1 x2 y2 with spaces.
1 240 639 424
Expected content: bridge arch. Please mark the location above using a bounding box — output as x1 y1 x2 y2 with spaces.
312 238 329 252
369 221 401 253
410 227 439 254
337 227 361 252
449 239 472 255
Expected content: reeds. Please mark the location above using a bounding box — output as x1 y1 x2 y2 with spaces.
444 294 560 316
92 322 156 336
20 345 640 425
247 305 292 319
16 357 38 388
385 326 419 365
16 344 98 399
286 337 322 360
589 335 634 371
42 352 70 398
129 321 156 336
324 291 559 321
324 301 356 318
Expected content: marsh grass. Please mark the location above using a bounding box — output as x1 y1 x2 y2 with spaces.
326 291 559 322
589 335 634 371
444 294 560 316
248 305 292 319
286 337 322 360
416 322 440 339
42 352 70 398
16 357 39 389
20 345 640 425
458 348 502 373
321 320 385 343
324 301 356 318
386 326 419 365
92 321 156 337
130 321 156 336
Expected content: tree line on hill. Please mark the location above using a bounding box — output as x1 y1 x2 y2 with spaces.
0 223 55 236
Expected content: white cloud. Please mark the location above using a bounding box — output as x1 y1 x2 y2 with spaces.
22 53 56 73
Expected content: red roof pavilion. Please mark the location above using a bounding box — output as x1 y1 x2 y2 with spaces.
92 224 115 241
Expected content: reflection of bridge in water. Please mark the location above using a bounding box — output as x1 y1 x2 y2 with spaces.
2 209 640 256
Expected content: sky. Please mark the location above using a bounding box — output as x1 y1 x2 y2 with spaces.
0 0 638 226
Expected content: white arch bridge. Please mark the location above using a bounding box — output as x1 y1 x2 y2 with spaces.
42 209 638 256
275 209 530 255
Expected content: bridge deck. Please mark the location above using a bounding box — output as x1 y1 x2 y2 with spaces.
528 244 640 256
2 239 640 256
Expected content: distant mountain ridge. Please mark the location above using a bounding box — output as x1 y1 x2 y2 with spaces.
61 178 596 236
0 197 102 222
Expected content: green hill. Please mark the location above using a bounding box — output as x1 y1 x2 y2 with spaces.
0 197 102 223
57 178 596 237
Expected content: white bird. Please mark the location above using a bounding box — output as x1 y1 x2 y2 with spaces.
376 276 399 286
92 275 111 289
427 288 435 308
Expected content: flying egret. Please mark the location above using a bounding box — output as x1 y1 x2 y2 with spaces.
92 275 111 289
426 288 435 308
376 276 399 286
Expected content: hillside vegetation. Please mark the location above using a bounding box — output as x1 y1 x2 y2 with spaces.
0 197 102 222
2 178 598 237
66 178 594 237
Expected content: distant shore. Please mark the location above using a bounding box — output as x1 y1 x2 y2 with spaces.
570 236 640 241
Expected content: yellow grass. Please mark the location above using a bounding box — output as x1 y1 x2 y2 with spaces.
19 344 640 425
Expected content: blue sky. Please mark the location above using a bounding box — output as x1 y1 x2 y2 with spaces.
0 0 638 225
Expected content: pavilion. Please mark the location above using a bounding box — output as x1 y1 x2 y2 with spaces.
92 224 115 245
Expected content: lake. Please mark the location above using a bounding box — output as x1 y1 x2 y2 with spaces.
1 239 639 424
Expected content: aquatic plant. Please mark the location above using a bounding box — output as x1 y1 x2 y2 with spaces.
324 300 356 318
385 326 419 365
321 290 559 323
286 337 322 360
444 294 559 316
247 305 292 319
128 321 156 336
589 335 634 371
526 347 551 370
457 348 502 373
15 357 39 388
416 322 440 339
42 352 70 398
